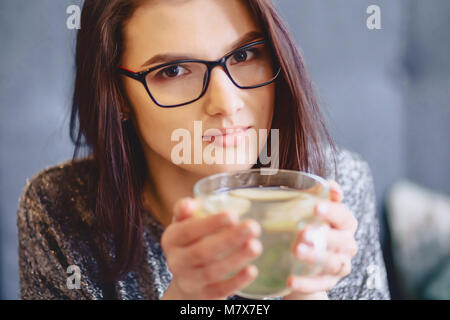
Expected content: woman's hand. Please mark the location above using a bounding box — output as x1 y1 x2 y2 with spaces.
161 197 263 300
284 180 359 300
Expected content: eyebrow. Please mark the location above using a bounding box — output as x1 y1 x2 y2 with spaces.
140 30 265 68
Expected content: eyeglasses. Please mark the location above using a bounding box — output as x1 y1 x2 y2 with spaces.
117 40 281 108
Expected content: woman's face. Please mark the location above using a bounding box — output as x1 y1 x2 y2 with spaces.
121 0 276 177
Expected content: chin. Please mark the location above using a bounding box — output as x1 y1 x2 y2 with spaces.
181 162 257 178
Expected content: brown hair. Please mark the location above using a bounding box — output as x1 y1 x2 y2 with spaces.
70 0 337 283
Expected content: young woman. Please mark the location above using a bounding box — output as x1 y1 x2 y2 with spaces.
17 0 390 300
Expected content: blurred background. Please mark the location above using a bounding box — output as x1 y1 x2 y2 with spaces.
0 0 449 299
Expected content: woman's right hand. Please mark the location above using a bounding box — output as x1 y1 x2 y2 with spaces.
161 197 262 300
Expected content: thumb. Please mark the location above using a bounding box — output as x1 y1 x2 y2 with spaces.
172 197 198 223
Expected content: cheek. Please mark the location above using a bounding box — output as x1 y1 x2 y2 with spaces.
124 79 192 160
235 86 276 168
135 107 194 163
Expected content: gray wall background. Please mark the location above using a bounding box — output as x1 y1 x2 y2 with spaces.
1 0 449 299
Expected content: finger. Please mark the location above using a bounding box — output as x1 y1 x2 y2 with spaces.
287 274 338 294
319 252 352 277
185 238 262 285
294 245 352 278
315 201 358 233
172 197 198 223
201 265 258 299
327 180 343 202
177 220 261 267
325 229 358 256
294 225 357 256
163 211 239 248
292 223 329 257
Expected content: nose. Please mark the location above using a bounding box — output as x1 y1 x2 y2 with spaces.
204 66 244 116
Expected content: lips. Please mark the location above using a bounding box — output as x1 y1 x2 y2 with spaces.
202 126 251 138
202 125 252 147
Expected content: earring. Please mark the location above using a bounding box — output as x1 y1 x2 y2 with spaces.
119 111 130 122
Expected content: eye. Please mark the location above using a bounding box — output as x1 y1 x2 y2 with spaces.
230 48 257 65
156 64 190 79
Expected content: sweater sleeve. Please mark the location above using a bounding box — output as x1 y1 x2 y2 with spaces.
326 150 391 300
17 177 92 300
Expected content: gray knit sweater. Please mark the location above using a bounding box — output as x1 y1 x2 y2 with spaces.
17 147 391 300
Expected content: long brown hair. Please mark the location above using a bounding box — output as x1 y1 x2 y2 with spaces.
70 0 337 283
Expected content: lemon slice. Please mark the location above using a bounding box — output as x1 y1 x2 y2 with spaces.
229 188 307 201
261 220 298 233
197 193 251 217
262 198 319 232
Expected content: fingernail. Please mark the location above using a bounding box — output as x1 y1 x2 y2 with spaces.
246 265 258 277
331 189 343 202
316 202 329 216
240 223 254 236
243 222 259 237
249 221 261 236
296 243 309 256
290 277 300 288
186 199 197 211
249 238 263 254
304 229 315 244
227 211 240 223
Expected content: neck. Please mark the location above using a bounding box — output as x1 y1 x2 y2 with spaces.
141 146 204 228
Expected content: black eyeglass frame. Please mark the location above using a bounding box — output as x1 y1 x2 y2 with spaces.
117 39 282 108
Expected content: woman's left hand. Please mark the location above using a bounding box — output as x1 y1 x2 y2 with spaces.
283 180 359 300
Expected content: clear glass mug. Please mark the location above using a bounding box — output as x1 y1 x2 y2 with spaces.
193 168 330 299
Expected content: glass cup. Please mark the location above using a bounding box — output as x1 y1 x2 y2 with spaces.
193 168 330 299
